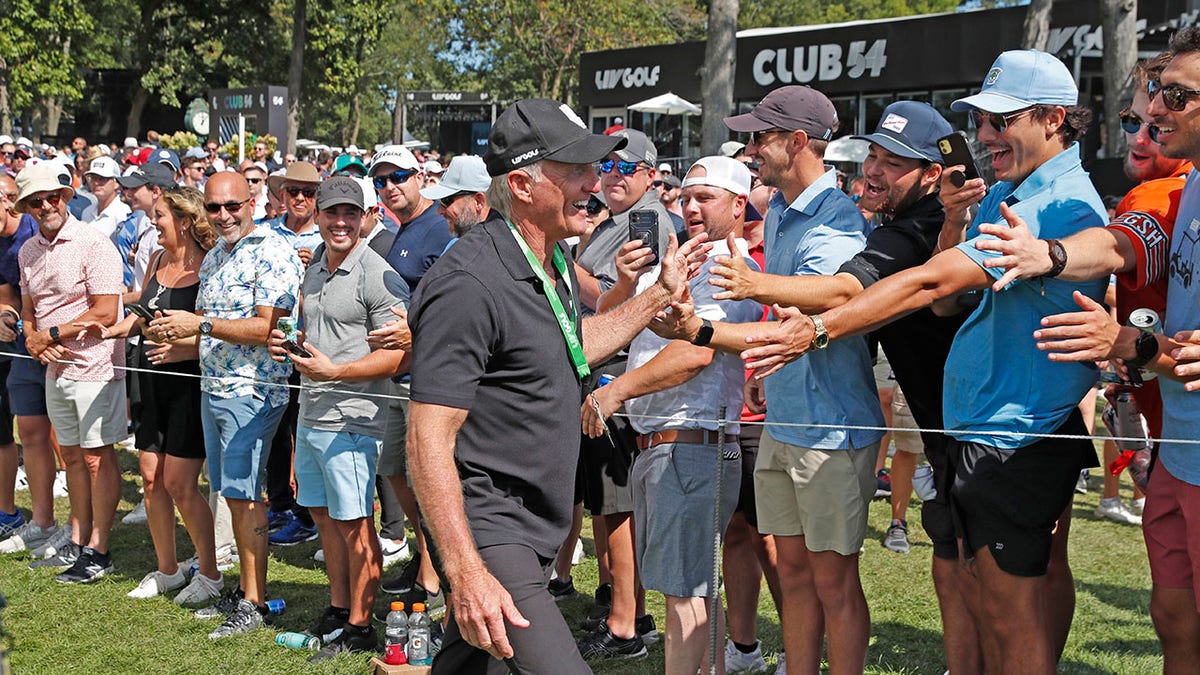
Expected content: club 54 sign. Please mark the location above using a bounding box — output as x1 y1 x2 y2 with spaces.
751 39 888 86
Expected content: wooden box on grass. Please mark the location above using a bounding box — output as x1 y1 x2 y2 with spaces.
370 656 432 674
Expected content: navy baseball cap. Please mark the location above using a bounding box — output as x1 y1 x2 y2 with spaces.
485 99 626 177
952 50 1078 113
851 101 953 164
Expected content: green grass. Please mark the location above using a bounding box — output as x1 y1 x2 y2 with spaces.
0 446 1162 674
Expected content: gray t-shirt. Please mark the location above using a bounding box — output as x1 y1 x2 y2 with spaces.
298 241 411 437
574 190 674 312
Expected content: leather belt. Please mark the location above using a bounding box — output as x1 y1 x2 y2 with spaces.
635 429 738 451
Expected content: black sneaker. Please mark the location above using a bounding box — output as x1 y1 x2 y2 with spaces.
30 541 81 570
194 588 245 619
308 623 378 662
548 576 577 602
208 598 269 639
577 625 647 660
54 547 112 584
635 614 659 645
380 551 422 594
307 605 351 643
401 583 445 618
581 582 613 632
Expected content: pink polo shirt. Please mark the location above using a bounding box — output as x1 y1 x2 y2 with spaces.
19 217 125 382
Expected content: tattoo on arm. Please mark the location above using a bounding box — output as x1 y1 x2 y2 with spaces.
254 525 268 537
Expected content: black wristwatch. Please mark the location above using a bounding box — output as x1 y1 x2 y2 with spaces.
1125 329 1160 370
691 318 714 347
48 326 61 343
1044 239 1068 278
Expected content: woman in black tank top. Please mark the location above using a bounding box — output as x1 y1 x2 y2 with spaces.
78 187 225 602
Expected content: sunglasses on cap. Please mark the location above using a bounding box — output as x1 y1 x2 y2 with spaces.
204 199 249 214
283 185 317 198
597 160 645 176
1148 79 1200 112
585 197 606 215
25 193 63 209
1119 110 1147 135
373 170 418 189
969 107 1035 134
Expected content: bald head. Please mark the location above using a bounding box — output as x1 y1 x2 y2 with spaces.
206 171 251 202
205 171 256 245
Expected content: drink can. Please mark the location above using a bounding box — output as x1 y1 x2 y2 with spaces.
277 316 298 341
598 374 615 387
1102 393 1149 453
275 632 319 650
1129 308 1161 334
266 598 286 614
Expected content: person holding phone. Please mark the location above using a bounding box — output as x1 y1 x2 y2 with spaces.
75 187 224 606
266 177 410 662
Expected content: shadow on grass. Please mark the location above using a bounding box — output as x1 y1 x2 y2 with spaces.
1077 580 1151 615
1080 637 1161 658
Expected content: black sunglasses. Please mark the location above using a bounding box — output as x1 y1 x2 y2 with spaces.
283 185 317 198
25 194 63 209
969 108 1035 134
204 199 249 214
1148 79 1200 112
438 191 472 208
373 170 417 189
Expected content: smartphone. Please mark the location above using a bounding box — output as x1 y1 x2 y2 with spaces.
627 210 660 265
937 132 982 189
282 339 313 359
126 303 155 322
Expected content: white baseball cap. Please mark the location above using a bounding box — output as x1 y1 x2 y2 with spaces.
658 162 673 174
420 155 492 201
369 145 420 176
84 156 121 179
682 156 762 221
355 177 378 209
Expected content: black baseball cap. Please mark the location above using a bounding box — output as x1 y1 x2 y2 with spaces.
315 176 364 211
724 85 838 141
485 98 626 177
116 162 177 190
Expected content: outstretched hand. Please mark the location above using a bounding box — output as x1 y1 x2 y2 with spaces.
740 305 814 379
1034 291 1120 362
974 202 1051 290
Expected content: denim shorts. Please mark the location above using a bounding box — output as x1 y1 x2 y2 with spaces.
201 393 287 501
8 357 47 417
295 426 381 521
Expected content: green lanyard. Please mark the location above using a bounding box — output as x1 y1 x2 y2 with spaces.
507 221 590 380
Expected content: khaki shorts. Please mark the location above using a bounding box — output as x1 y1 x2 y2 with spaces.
45 375 126 448
891 386 923 455
754 431 878 554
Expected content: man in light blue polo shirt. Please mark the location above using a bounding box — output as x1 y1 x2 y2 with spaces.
734 51 1107 674
722 85 883 675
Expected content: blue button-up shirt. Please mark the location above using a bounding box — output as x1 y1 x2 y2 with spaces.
762 169 885 450
950 143 1107 449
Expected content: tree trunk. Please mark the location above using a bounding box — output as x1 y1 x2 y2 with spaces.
1022 0 1054 51
392 90 404 145
1101 0 1137 160
701 0 738 157
43 96 63 137
0 54 11 137
287 0 307 155
126 83 150 140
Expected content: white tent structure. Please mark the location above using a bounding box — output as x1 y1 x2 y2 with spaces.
824 136 869 164
628 92 702 159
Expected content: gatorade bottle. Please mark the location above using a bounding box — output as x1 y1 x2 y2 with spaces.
407 602 432 665
384 601 408 665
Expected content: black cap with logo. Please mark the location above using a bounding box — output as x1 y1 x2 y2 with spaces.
485 99 627 177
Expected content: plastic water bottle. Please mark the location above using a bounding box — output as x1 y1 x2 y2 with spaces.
384 601 408 665
407 602 432 665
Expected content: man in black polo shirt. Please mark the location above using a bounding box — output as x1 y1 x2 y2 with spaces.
659 101 982 673
406 98 700 674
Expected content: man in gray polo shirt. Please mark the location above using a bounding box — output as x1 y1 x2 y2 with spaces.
268 176 410 662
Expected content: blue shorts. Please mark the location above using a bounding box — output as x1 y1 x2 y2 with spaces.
201 393 286 501
7 357 46 417
633 441 740 598
295 426 381 521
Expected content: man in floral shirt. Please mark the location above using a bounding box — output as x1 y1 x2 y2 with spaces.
151 171 301 639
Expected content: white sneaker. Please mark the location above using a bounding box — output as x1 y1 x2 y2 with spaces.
725 639 768 674
774 653 787 675
314 548 325 563
128 568 188 599
883 519 911 554
572 538 585 565
380 536 411 568
52 470 69 498
1096 497 1142 526
175 571 224 605
122 500 148 524
1131 497 1146 516
14 466 27 492
0 521 58 554
31 525 71 559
